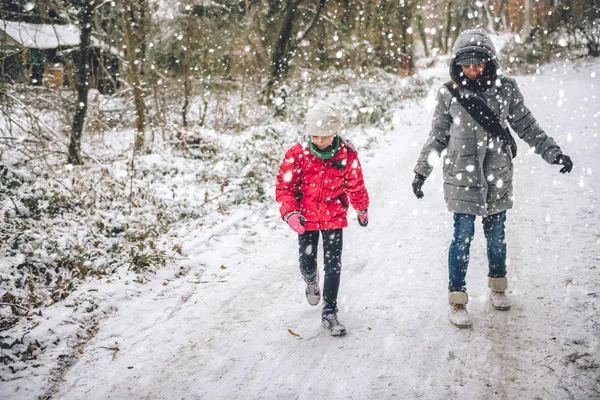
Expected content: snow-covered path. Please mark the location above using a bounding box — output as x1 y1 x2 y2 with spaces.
42 62 600 399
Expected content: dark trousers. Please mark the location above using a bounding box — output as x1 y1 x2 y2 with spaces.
448 211 507 292
298 229 343 310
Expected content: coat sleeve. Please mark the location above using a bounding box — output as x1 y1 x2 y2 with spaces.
344 151 369 211
414 86 452 178
505 77 562 164
275 146 302 220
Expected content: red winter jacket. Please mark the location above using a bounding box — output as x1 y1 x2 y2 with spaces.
276 139 369 231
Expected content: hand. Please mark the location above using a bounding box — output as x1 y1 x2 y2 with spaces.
554 154 573 174
412 173 426 199
287 213 306 234
357 210 368 227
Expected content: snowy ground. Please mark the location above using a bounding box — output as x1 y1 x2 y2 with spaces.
3 56 600 398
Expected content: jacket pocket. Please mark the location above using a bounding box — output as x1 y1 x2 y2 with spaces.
337 194 348 211
443 150 456 173
447 154 480 185
450 154 477 175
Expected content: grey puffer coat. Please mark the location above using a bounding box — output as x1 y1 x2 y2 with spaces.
414 29 563 216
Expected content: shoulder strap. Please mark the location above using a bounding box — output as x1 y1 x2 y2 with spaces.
444 82 517 158
444 81 504 133
339 136 356 151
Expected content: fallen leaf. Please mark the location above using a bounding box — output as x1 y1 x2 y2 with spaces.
287 329 301 337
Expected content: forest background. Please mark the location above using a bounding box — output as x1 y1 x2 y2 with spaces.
0 0 599 388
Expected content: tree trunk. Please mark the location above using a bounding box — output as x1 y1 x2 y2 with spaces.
443 0 453 54
68 2 94 165
264 0 326 101
496 0 508 31
483 2 495 33
341 0 351 30
265 0 303 99
522 0 531 38
416 14 429 58
122 5 146 151
182 6 192 128
138 0 147 73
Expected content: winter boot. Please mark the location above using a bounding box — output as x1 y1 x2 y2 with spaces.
321 308 346 336
489 277 511 310
448 291 472 328
305 273 320 306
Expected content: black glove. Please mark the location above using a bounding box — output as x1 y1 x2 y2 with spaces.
554 154 573 174
412 173 426 199
357 210 368 227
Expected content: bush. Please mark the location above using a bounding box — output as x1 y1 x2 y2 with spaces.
0 164 182 330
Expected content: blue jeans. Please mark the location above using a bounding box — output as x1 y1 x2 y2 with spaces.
448 211 507 292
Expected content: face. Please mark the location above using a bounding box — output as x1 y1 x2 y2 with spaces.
310 134 336 150
461 62 486 80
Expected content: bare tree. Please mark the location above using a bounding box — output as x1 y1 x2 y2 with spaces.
264 0 327 100
68 0 99 165
561 0 600 57
522 0 531 38
121 0 146 151
416 14 429 58
182 2 193 128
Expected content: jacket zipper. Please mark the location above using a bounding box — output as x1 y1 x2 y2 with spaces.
318 160 329 229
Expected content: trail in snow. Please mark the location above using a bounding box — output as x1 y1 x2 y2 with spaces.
42 61 600 399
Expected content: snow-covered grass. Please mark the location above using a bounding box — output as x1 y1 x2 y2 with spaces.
0 66 430 394
1 55 599 398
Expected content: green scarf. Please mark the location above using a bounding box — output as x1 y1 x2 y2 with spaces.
309 136 340 160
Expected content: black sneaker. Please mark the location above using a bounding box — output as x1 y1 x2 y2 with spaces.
321 308 346 336
305 275 320 306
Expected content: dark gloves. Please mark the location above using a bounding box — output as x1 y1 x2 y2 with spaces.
412 173 426 199
357 210 368 227
554 154 573 174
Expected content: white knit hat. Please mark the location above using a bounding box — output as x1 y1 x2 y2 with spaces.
305 101 342 137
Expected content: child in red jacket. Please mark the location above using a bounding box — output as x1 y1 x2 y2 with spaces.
275 101 369 336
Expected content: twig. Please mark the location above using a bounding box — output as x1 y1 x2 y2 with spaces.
62 320 85 329
100 341 119 360
0 48 26 61
200 189 237 207
6 195 23 217
0 302 29 311
1 91 61 142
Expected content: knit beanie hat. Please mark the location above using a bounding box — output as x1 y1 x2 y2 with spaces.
305 101 342 137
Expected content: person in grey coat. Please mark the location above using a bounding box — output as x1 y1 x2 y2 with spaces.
412 29 573 328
